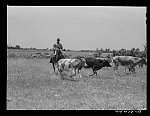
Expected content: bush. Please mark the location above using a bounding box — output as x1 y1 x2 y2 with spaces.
15 45 21 49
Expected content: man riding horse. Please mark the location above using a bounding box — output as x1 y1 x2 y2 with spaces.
50 38 65 72
53 38 63 60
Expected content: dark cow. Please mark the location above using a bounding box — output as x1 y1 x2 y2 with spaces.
83 57 112 76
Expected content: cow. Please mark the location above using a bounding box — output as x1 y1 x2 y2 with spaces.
83 57 112 76
95 57 112 70
110 56 144 74
57 58 87 79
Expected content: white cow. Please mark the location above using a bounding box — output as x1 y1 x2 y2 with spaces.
110 56 145 74
57 58 87 78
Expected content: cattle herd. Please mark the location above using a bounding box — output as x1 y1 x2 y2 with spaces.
52 55 147 79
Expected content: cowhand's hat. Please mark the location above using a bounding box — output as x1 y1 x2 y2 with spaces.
57 38 60 41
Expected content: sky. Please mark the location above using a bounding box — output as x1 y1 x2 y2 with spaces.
7 6 146 51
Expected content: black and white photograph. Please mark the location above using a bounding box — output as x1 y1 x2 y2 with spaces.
7 6 147 110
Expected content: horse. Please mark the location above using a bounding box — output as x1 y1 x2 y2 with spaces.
50 51 65 73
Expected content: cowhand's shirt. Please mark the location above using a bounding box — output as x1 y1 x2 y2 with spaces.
53 43 63 51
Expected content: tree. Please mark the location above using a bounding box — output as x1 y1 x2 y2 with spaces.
104 48 107 53
112 50 116 56
136 48 140 52
120 48 126 56
131 48 135 51
15 45 20 49
125 50 131 56
100 48 103 53
104 48 110 53
95 48 102 56
135 48 140 56
131 48 136 57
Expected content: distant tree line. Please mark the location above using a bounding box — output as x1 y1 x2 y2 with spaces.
87 45 147 58
7 45 22 49
93 46 147 58
7 43 147 58
7 45 48 50
112 46 147 58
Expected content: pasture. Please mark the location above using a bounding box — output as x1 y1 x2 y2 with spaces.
7 49 147 110
7 49 92 59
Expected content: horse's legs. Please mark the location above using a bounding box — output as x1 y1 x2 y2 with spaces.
52 63 55 73
50 58 51 63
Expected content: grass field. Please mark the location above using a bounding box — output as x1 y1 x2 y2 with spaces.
7 49 147 110
7 49 92 59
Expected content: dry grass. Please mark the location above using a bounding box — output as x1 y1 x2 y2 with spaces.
7 49 147 110
7 49 90 59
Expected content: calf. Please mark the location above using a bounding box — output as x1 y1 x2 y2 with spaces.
83 57 112 76
57 58 87 78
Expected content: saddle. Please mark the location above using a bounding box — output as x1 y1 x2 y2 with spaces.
50 51 64 63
